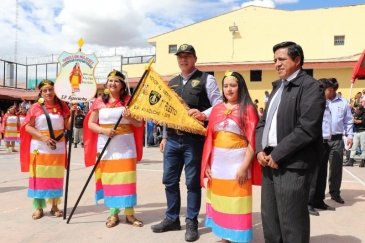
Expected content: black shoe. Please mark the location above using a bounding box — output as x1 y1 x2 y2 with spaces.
311 202 335 211
185 219 199 242
151 218 181 233
81 143 84 148
308 205 319 216
331 195 345 204
360 159 365 167
343 158 354 166
74 143 77 148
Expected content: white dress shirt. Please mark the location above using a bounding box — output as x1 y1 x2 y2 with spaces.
267 69 300 147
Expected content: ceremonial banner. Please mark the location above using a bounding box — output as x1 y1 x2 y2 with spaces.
54 38 98 103
351 49 365 83
129 68 206 136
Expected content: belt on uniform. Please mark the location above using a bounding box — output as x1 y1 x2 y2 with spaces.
167 128 186 136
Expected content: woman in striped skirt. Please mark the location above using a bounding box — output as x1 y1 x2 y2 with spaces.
201 71 261 243
84 70 144 228
20 80 75 219
2 107 20 153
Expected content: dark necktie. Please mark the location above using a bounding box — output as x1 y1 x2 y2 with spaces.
262 80 288 148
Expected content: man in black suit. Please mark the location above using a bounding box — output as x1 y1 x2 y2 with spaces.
256 41 325 243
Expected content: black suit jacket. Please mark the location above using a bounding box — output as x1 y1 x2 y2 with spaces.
256 69 325 169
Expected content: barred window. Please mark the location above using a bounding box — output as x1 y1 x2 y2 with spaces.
169 45 177 54
334 36 345 46
250 70 262 82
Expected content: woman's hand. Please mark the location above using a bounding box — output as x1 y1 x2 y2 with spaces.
41 135 56 148
100 128 116 138
236 168 248 186
122 107 132 120
205 166 212 180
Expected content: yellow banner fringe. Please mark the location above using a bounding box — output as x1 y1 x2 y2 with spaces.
129 68 206 136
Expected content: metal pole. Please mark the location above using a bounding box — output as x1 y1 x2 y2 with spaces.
63 109 75 220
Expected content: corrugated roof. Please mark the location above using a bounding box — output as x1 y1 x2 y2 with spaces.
0 87 39 100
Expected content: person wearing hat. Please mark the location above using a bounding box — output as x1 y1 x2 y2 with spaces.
343 104 365 167
73 106 85 148
151 44 222 242
20 80 77 219
83 70 144 228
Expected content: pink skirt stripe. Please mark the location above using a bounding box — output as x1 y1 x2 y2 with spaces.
103 183 136 196
29 177 64 190
206 203 252 231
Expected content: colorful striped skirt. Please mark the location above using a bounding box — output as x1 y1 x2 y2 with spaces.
205 131 253 243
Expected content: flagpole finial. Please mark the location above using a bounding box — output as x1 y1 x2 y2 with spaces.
145 57 155 71
78 38 84 51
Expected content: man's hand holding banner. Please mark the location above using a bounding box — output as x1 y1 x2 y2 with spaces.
129 68 207 136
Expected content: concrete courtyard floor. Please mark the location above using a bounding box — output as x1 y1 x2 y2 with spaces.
0 143 364 243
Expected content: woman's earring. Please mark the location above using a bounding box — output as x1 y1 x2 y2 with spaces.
104 88 110 95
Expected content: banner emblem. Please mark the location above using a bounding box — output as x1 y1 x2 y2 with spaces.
149 90 161 105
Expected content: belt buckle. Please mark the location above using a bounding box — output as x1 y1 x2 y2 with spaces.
176 129 184 135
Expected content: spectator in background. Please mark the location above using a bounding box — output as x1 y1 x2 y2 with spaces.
21 99 30 110
147 121 155 146
317 78 353 204
83 102 89 113
254 99 259 109
338 92 342 98
343 105 365 167
73 107 85 148
351 92 362 111
264 91 270 108
258 107 264 119
2 107 20 153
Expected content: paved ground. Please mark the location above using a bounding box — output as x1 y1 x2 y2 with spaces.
0 143 364 243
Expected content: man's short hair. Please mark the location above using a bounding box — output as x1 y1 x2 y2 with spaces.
318 78 339 91
273 41 304 66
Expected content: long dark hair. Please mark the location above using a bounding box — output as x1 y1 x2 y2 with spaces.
102 70 128 105
222 72 255 130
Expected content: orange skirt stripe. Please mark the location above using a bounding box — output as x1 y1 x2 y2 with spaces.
208 178 252 197
30 153 66 166
100 158 136 173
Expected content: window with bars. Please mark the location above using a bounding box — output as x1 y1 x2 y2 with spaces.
334 36 345 46
168 45 177 54
250 70 262 82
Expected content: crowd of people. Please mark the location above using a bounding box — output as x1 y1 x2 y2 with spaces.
1 41 364 243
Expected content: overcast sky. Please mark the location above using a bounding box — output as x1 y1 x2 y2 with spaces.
0 0 363 63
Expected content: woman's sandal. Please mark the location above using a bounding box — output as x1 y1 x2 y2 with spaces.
32 209 44 220
126 216 144 227
50 210 63 217
106 216 120 228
